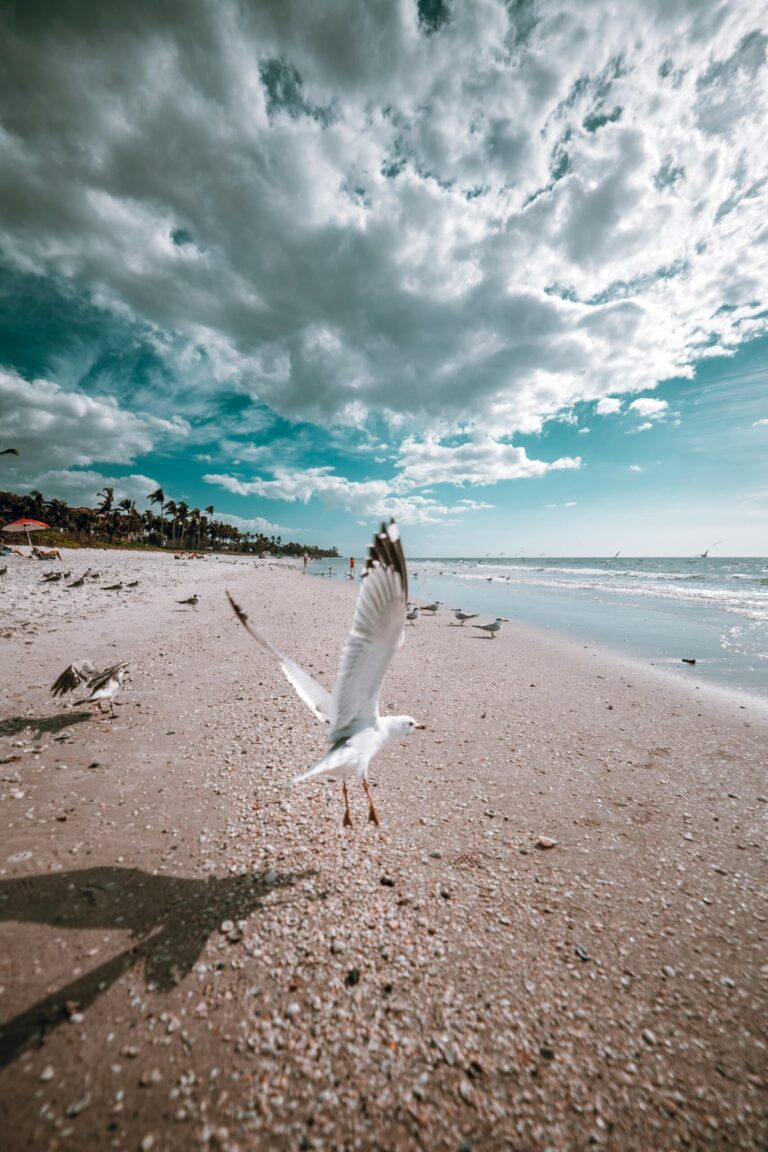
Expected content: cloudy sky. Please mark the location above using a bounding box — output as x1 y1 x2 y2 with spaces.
1 0 766 555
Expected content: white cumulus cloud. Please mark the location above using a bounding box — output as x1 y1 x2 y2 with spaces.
628 397 669 418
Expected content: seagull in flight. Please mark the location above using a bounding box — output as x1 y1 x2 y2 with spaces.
699 541 723 558
227 520 425 827
473 617 508 639
453 609 478 626
51 660 130 717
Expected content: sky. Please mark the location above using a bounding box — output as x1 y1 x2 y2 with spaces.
0 0 766 556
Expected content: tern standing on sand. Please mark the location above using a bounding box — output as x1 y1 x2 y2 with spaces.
228 520 425 827
473 617 508 638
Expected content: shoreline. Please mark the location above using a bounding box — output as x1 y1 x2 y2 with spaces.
366 558 768 708
1 548 766 1149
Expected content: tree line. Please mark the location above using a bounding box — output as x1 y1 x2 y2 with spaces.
0 486 339 558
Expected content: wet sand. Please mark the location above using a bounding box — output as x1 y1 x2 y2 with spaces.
1 548 766 1150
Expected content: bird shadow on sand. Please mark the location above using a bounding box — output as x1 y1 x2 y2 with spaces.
0 711 92 738
0 864 314 1068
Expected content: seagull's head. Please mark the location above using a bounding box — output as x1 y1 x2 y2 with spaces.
386 715 426 739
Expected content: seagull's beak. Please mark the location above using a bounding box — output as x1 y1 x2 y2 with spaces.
415 723 426 730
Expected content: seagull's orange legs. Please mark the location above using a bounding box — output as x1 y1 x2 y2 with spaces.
363 779 380 826
342 782 353 827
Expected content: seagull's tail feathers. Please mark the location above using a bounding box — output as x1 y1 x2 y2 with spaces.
292 741 356 785
226 590 333 725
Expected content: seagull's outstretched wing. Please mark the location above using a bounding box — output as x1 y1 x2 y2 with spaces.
328 520 407 743
226 591 332 724
51 661 94 697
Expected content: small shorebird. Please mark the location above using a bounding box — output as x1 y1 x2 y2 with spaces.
406 604 419 626
178 594 199 609
453 609 478 625
103 582 123 591
67 574 87 588
420 601 442 614
126 580 139 588
473 617 508 639
227 520 425 827
42 571 63 583
51 661 130 717
0 565 6 577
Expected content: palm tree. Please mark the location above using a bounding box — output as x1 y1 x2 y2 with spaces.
176 501 189 546
142 508 161 544
27 489 45 518
189 507 201 548
148 487 165 545
165 499 180 547
44 497 70 531
204 505 216 550
97 486 114 513
118 498 140 540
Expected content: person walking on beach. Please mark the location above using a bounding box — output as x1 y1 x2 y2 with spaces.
303 551 309 572
348 556 356 580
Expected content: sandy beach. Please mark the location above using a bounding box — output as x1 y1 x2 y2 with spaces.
1 547 766 1151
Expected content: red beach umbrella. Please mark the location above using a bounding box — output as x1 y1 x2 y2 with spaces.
2 517 51 547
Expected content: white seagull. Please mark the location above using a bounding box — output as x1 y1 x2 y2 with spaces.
453 609 478 626
227 520 425 827
51 660 130 717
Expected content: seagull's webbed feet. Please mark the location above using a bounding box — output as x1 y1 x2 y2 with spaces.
342 782 353 828
363 779 380 826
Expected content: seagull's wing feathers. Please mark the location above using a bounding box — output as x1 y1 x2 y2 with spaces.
51 661 94 697
85 663 128 694
226 592 332 724
328 520 407 742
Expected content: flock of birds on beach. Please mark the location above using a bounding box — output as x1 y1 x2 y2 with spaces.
404 600 509 637
43 520 508 827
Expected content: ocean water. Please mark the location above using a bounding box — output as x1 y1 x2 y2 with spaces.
309 555 768 702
